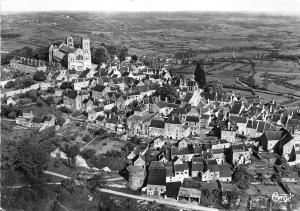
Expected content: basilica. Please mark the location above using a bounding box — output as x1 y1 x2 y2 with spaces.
49 35 92 71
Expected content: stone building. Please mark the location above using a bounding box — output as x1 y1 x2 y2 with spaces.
10 57 47 73
127 165 146 191
49 36 91 71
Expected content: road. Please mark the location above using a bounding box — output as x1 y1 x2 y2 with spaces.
98 188 219 211
3 170 219 210
43 170 72 179
2 182 61 189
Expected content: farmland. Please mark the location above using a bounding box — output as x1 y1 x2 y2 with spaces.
2 12 300 57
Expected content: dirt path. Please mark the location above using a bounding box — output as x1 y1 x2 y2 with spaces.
98 188 219 211
43 170 72 179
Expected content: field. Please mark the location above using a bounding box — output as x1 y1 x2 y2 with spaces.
84 136 125 155
2 12 300 57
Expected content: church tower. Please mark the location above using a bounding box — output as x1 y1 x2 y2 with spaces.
66 36 74 48
81 37 91 70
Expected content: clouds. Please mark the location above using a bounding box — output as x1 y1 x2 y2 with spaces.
2 0 300 14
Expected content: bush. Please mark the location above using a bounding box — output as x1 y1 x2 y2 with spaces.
54 160 60 168
82 135 90 142
60 106 72 114
80 149 96 160
33 71 46 81
103 142 107 146
61 179 77 193
4 81 15 89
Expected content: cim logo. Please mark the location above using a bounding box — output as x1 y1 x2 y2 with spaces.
271 192 294 203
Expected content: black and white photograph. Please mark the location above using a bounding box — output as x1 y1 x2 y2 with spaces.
1 0 300 210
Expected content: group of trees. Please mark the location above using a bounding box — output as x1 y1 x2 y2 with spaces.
4 77 35 89
153 83 179 103
91 44 129 65
1 104 22 119
1 46 49 65
194 60 206 89
33 70 46 81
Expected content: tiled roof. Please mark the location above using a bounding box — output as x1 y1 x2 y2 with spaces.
246 120 258 129
229 116 247 124
192 162 204 172
219 165 231 178
264 131 283 141
174 163 189 172
149 119 165 128
166 182 181 197
147 168 166 186
229 102 242 114
166 116 181 124
186 116 199 122
92 85 106 92
149 161 165 169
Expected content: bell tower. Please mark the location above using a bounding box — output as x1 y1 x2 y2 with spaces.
66 36 74 48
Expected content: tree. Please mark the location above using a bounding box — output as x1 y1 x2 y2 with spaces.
33 70 46 81
91 46 109 65
4 81 15 89
131 55 138 63
153 84 178 103
80 149 96 160
87 174 106 193
33 47 49 61
61 55 68 69
64 145 80 165
119 46 129 62
13 139 50 181
194 60 206 88
56 117 66 126
60 82 73 90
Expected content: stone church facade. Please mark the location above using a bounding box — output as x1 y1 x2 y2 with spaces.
49 36 92 71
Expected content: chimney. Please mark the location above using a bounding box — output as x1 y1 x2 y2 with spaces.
227 121 231 131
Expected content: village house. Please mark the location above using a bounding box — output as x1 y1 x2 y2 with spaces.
153 136 165 149
164 116 190 140
171 146 194 162
95 116 106 127
259 131 284 152
229 144 251 165
174 163 189 183
211 148 226 165
149 119 165 137
88 107 104 121
166 162 177 183
146 168 166 197
132 154 146 168
218 165 232 182
30 115 56 129
177 179 201 204
245 120 259 137
201 165 219 182
191 162 204 178
211 139 230 150
229 102 244 116
199 114 211 128
185 116 200 135
229 116 247 135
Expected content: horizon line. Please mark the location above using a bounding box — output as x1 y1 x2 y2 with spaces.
2 9 300 16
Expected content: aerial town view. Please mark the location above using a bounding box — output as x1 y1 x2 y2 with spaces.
1 0 300 210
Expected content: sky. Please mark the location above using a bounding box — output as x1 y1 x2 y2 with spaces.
1 0 300 14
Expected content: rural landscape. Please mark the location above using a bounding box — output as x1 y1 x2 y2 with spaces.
1 8 300 211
